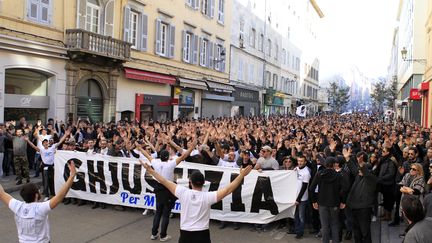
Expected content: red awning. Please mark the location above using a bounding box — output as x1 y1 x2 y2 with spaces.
124 68 176 85
420 82 430 92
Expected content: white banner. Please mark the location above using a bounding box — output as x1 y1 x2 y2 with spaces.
54 151 297 224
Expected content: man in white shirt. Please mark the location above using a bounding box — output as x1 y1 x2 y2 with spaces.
0 161 77 243
254 145 279 171
140 161 253 243
25 130 70 201
288 155 311 239
138 139 197 242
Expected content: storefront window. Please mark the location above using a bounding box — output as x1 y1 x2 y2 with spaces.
140 105 153 121
5 69 48 96
179 90 194 105
5 108 46 125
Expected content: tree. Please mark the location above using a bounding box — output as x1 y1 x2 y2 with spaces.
385 77 398 109
338 86 350 113
370 79 387 113
327 81 351 113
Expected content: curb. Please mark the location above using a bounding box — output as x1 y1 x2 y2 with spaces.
4 181 43 193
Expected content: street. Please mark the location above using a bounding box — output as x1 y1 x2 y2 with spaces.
0 191 324 243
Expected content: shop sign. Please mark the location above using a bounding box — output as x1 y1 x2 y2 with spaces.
234 88 259 102
409 88 421 100
4 94 49 109
273 97 284 106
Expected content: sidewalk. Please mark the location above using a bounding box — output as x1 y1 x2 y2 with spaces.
380 220 406 243
1 169 43 193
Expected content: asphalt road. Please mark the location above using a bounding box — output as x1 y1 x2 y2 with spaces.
0 191 324 243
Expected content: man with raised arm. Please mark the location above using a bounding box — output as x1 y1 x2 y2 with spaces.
137 138 198 241
0 161 77 243
140 161 253 243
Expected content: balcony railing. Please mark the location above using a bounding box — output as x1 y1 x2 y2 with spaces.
66 29 131 61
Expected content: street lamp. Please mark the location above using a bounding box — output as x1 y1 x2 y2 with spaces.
213 49 226 64
401 47 426 64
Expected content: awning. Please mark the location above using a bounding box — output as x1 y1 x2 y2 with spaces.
419 82 430 92
124 68 176 85
205 81 235 93
178 78 208 90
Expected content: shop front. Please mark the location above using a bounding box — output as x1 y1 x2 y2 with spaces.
419 82 430 127
120 68 176 122
3 68 51 124
232 86 260 117
264 89 285 115
175 78 207 120
201 81 234 118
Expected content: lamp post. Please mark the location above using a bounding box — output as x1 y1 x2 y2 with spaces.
401 47 426 64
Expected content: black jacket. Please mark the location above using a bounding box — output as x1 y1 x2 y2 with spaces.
377 155 397 186
347 165 378 209
309 168 348 207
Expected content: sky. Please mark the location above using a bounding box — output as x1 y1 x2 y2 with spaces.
317 0 399 81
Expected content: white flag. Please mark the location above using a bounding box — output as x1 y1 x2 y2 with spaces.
296 105 306 117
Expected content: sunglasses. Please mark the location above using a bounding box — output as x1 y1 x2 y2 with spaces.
408 153 415 156
410 168 417 171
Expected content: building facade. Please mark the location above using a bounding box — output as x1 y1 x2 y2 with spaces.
0 0 232 123
0 0 68 124
420 0 432 127
395 0 427 124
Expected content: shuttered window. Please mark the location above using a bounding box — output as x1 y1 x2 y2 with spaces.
123 5 148 52
27 0 51 24
155 19 175 58
86 2 100 33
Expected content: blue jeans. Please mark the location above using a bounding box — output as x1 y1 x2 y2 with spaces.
319 205 340 243
294 201 307 236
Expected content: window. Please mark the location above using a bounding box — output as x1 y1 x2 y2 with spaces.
215 44 222 70
160 23 168 56
123 6 148 51
200 38 208 66
86 1 100 33
27 0 51 24
258 33 264 52
129 11 139 48
156 19 175 58
267 39 271 56
250 28 256 48
218 0 224 24
272 74 278 88
295 57 300 71
275 44 279 60
249 64 254 84
202 0 214 18
183 32 192 63
287 52 290 66
5 68 48 96
238 58 243 81
282 49 286 64
186 0 193 6
265 71 271 88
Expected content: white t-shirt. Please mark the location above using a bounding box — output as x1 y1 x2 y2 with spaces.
175 186 218 231
151 159 177 182
256 157 279 170
9 199 51 243
296 166 311 201
36 135 52 154
39 144 58 167
217 159 239 168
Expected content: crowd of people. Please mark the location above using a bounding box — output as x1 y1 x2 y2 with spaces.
1 113 432 243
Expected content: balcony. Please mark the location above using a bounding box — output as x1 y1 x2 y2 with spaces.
65 29 131 63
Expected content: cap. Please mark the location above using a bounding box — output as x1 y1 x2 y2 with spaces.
261 145 272 151
190 171 205 186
